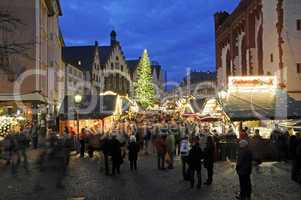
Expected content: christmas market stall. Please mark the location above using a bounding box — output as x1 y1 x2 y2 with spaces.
0 92 48 141
58 93 130 135
217 76 301 161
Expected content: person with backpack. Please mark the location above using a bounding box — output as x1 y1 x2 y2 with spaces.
180 135 190 180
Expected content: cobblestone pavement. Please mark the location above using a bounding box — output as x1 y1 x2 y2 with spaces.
0 151 300 200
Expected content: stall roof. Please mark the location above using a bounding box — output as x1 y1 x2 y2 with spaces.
59 95 117 120
189 98 207 113
221 90 301 121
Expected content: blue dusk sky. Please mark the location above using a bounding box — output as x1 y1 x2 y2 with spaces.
60 0 240 83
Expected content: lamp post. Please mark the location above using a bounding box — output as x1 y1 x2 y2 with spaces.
74 94 82 135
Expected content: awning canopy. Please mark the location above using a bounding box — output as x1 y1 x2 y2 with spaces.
220 90 301 121
59 95 118 120
0 92 47 103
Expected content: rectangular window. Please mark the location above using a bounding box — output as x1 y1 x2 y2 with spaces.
297 19 301 31
297 63 301 73
270 54 274 63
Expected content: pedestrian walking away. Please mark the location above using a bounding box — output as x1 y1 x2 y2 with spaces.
128 135 140 171
236 140 253 200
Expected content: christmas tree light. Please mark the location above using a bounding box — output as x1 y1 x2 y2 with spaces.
134 49 155 109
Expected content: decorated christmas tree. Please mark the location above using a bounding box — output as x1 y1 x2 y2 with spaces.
134 49 155 109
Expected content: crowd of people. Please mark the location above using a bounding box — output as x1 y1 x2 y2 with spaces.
1 113 301 199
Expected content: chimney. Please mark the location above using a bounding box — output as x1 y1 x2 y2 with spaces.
110 30 117 45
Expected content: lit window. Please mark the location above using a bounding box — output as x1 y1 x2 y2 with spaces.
297 19 301 31
297 63 301 73
78 60 81 65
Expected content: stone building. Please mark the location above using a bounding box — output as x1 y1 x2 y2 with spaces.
63 31 130 96
126 59 166 95
64 63 84 96
0 0 64 119
215 0 301 100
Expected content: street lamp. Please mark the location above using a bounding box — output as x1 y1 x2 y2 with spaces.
74 94 82 135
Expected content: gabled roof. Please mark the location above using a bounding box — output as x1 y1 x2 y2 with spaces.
63 46 96 71
63 45 116 71
126 59 162 79
99 46 113 65
126 59 140 74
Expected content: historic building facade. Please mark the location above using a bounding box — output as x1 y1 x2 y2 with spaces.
215 0 301 100
63 31 130 96
0 0 64 118
64 63 84 96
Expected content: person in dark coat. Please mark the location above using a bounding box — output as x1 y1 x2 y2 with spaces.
236 140 253 200
111 135 123 175
295 138 301 183
101 135 112 175
204 136 215 185
188 136 203 189
128 135 140 171
289 135 299 182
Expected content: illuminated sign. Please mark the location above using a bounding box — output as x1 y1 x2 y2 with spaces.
228 76 277 92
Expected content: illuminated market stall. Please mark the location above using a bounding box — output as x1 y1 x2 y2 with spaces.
58 93 130 135
218 76 301 138
0 92 48 141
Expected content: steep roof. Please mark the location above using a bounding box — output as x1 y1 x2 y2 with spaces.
126 59 162 79
62 46 96 71
99 46 113 65
126 59 140 75
62 44 116 71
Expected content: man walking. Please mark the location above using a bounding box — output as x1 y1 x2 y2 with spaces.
236 140 253 200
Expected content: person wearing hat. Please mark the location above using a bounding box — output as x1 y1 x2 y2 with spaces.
128 135 140 171
236 140 253 200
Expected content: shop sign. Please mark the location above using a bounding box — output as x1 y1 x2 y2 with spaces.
228 76 277 92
